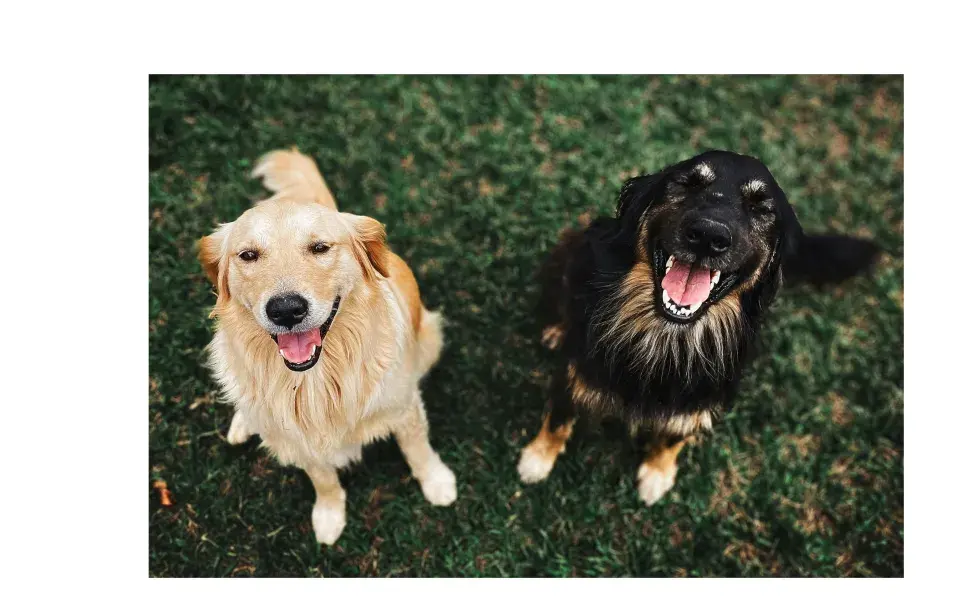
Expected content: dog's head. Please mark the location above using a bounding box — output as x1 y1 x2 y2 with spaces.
198 198 389 372
616 150 802 324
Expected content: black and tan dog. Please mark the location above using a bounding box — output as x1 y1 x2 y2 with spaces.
517 150 879 505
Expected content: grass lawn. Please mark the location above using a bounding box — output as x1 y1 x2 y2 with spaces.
149 75 903 577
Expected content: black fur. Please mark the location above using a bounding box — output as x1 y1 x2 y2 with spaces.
783 234 881 286
538 150 880 432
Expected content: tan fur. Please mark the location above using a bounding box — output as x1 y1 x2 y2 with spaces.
593 260 740 382
636 438 688 506
656 412 713 438
386 252 423 333
252 147 338 209
641 438 688 474
518 413 577 483
517 363 585 483
349 214 391 280
200 149 455 545
567 361 615 412
541 324 565 350
590 220 761 384
566 361 713 437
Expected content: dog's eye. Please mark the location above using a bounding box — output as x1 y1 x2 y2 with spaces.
675 171 706 189
238 250 259 262
310 242 331 254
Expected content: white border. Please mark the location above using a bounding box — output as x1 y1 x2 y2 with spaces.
3 0 970 594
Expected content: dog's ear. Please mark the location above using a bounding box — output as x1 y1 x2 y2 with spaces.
776 195 805 261
197 223 233 308
616 172 666 237
345 214 390 279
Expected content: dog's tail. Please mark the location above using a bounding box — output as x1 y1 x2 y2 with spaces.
415 309 445 378
252 147 338 210
783 234 882 286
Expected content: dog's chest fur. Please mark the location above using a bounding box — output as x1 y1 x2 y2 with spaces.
550 221 768 432
208 283 416 468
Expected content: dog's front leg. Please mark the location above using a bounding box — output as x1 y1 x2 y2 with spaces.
305 464 347 545
634 432 688 506
517 367 577 484
226 410 255 445
393 395 457 506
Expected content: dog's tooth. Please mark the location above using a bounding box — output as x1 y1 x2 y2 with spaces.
690 302 702 313
711 270 721 285
666 255 674 271
662 289 671 305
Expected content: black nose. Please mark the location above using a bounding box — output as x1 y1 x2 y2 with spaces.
684 218 732 256
265 294 309 328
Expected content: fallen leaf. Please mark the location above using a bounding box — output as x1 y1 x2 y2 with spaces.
189 395 211 410
153 480 174 506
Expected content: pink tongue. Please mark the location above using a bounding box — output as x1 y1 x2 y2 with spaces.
661 260 712 306
275 328 323 363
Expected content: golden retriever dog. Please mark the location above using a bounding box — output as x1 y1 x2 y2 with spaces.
198 148 457 545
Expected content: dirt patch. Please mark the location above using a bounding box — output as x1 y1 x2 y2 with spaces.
827 123 850 159
778 434 822 462
478 177 506 198
826 392 855 427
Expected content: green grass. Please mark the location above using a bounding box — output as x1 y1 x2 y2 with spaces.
149 75 903 577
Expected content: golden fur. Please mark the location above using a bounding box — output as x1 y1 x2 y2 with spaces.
199 149 456 545
251 147 338 209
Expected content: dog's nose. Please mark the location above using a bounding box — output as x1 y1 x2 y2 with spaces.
265 294 309 328
683 218 732 256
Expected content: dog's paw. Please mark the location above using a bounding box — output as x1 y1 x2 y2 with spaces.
518 441 557 484
541 325 565 350
419 458 457 506
312 501 346 546
636 462 677 506
226 412 253 445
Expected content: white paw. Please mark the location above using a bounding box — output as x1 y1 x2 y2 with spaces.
419 458 457 506
636 463 677 506
226 412 253 445
312 501 346 546
518 443 556 484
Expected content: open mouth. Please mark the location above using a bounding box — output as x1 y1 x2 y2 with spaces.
270 297 341 372
653 248 737 322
